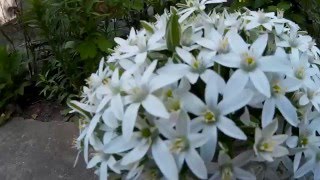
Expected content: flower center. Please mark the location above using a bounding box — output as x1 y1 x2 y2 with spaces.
272 83 284 95
221 166 233 180
141 128 152 138
191 59 206 73
170 137 188 153
218 38 230 54
165 89 173 98
204 111 217 124
257 12 268 24
131 86 149 102
299 136 309 147
167 98 181 112
241 53 257 71
295 67 305 80
102 78 109 85
259 140 275 152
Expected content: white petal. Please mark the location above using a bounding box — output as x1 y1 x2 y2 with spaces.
99 162 108 180
229 30 249 54
299 94 309 106
189 133 209 148
122 103 140 140
96 96 112 113
232 150 254 167
217 116 247 140
152 138 179 180
251 34 268 57
262 99 275 128
295 159 314 178
286 136 298 148
141 60 157 84
205 76 219 108
179 9 195 23
197 38 216 50
186 148 208 179
224 69 249 98
121 141 150 165
150 73 184 93
200 127 217 162
218 89 253 115
87 155 103 169
262 119 278 138
176 47 194 65
215 53 241 68
246 21 260 30
294 152 302 172
142 94 169 118
275 96 299 127
104 135 139 153
259 56 291 73
272 146 289 157
249 69 271 97
111 94 124 120
176 111 190 136
234 167 256 180
181 92 206 115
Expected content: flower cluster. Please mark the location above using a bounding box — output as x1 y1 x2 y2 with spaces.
70 0 320 179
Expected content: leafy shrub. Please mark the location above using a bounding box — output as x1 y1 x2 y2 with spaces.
70 0 320 179
0 46 30 125
24 0 181 101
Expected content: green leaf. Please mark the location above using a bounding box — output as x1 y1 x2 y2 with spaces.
141 21 154 33
76 40 97 59
94 36 113 53
277 2 291 11
166 10 181 52
132 0 144 10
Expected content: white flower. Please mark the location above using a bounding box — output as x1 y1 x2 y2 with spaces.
160 111 209 179
244 10 275 31
299 80 320 111
262 75 300 127
254 120 289 162
208 151 256 180
295 148 320 179
188 75 251 161
216 32 291 97
177 0 226 23
158 47 223 84
122 60 179 140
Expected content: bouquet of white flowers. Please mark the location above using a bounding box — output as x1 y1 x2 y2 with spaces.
69 0 320 179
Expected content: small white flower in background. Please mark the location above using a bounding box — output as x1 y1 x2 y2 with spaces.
207 151 256 180
69 1 320 179
254 120 289 162
244 10 275 31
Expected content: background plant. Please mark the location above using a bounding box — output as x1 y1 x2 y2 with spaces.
23 0 181 102
0 46 30 125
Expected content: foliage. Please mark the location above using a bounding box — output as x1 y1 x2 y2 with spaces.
229 0 320 43
24 0 181 102
0 46 30 125
70 0 320 179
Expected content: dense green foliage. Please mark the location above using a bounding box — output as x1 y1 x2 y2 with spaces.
24 0 179 102
229 0 320 43
0 46 30 124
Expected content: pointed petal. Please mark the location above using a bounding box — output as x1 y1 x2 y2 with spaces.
99 162 108 180
142 94 169 119
200 127 217 162
152 138 179 180
176 47 194 65
249 69 271 97
262 99 275 128
295 159 314 178
141 60 157 84
186 148 208 179
224 69 249 98
121 141 150 165
275 96 299 127
217 116 247 140
122 103 140 140
111 94 124 120
218 90 253 115
251 34 268 57
87 155 103 169
234 167 256 180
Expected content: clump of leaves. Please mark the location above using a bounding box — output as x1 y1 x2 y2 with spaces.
0 46 30 125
